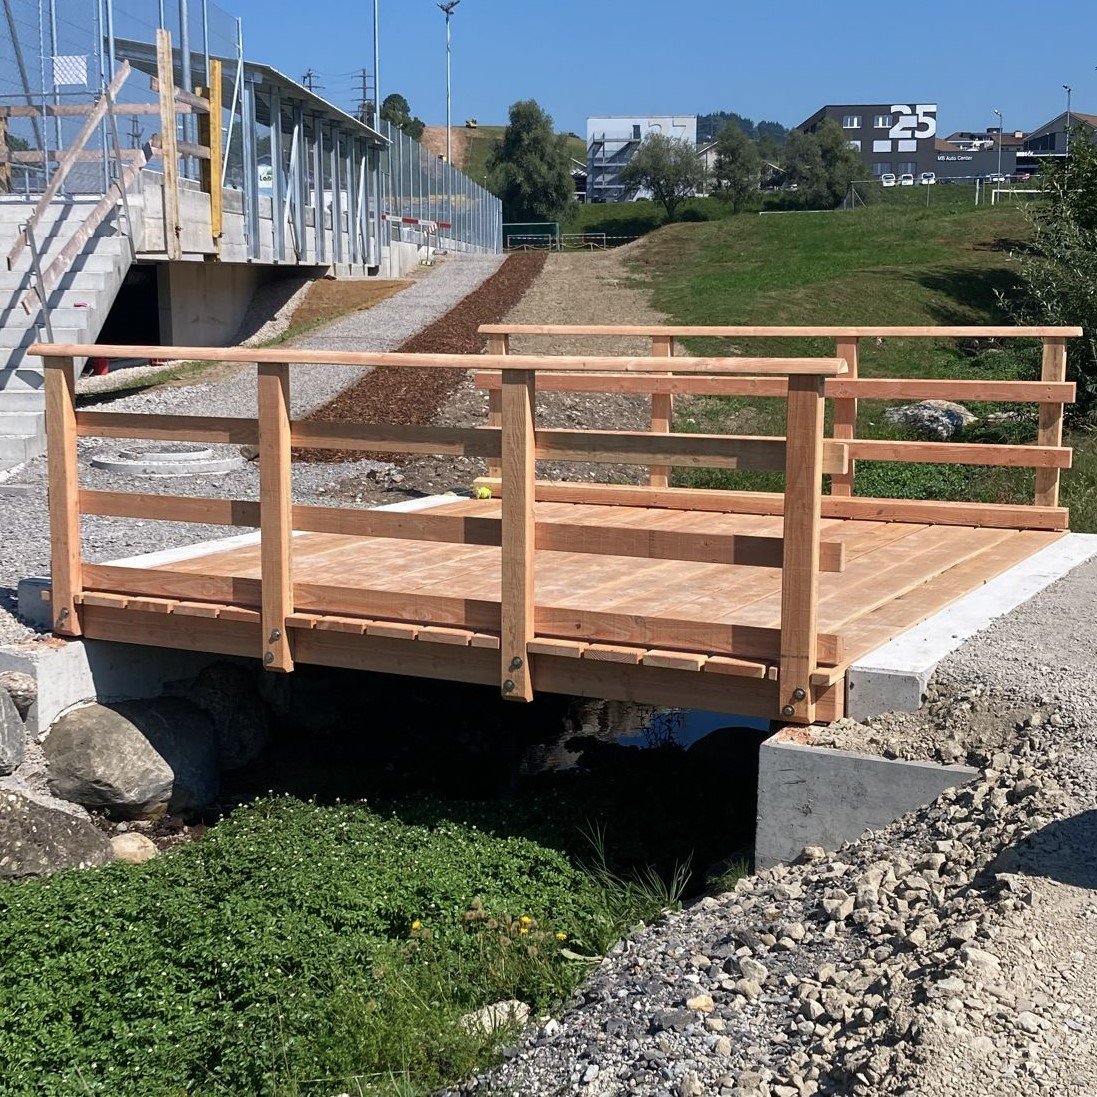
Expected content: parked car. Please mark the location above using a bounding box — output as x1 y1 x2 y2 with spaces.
899 173 915 186
919 172 936 185
880 173 897 188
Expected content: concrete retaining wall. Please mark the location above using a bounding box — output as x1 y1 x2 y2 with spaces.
755 735 977 867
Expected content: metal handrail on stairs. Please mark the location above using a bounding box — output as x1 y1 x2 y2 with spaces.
21 220 53 343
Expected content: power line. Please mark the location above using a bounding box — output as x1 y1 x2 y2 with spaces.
354 67 375 125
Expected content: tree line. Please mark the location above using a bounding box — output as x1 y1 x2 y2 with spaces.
366 94 863 225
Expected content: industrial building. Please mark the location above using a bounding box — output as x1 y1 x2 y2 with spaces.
797 103 940 180
585 116 698 202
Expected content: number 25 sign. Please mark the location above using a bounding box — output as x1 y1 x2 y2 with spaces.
873 104 937 154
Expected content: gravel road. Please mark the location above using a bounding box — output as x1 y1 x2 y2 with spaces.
0 255 504 645
450 556 1097 1096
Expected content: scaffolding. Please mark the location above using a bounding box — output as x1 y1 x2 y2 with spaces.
0 0 501 259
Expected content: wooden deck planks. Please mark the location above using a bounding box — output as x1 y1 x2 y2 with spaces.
837 530 1064 666
85 498 1060 718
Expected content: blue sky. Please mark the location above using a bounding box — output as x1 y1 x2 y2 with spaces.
231 0 1097 137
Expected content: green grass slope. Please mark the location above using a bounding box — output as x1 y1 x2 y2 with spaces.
625 198 1095 529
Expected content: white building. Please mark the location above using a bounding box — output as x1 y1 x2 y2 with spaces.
586 116 698 201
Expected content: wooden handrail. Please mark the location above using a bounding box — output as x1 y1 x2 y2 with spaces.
479 324 1085 338
472 372 1076 403
472 325 1080 512
77 489 849 573
30 344 849 375
42 337 1070 720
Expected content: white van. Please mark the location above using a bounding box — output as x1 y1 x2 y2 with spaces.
899 173 915 186
919 172 936 185
880 173 896 188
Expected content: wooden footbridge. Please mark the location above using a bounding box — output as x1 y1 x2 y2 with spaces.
33 324 1079 725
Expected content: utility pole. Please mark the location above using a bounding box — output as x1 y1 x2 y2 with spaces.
437 1 459 163
129 115 142 149
1063 84 1072 157
302 68 323 93
355 68 374 125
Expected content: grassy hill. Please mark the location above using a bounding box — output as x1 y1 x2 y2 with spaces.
622 195 1094 529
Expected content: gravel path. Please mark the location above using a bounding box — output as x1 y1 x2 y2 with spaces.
450 557 1097 1096
0 255 504 645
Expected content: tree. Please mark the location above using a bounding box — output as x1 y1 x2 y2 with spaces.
379 93 424 141
619 133 707 222
487 99 573 223
711 121 761 212
783 120 862 208
1003 131 1097 414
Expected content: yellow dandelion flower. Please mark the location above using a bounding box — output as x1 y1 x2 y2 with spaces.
411 920 422 932
519 915 532 925
518 926 529 935
555 931 567 941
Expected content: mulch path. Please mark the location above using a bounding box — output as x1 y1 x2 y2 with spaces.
298 252 546 462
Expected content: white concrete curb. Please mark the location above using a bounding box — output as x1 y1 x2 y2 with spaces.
847 532 1097 719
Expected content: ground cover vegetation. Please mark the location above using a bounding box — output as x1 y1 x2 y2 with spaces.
0 797 676 1096
624 187 1096 532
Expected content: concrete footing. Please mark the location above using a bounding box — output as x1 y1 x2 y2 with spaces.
755 731 977 868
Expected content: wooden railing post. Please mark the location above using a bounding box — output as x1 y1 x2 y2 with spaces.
831 337 858 496
257 362 294 672
155 28 182 260
486 333 508 481
649 334 673 488
196 58 223 245
44 356 83 636
779 372 827 723
500 367 536 701
1035 337 1067 508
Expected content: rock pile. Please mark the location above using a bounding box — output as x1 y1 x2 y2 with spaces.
449 709 1090 1096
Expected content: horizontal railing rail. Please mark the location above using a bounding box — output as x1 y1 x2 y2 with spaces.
476 323 1081 517
35 342 847 722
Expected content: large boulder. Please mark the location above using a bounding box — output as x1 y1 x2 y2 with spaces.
112 699 220 814
0 688 25 776
175 663 270 770
0 783 114 878
44 703 174 820
883 400 977 441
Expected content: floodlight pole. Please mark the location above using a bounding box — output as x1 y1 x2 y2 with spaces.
993 108 1003 180
438 1 459 164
